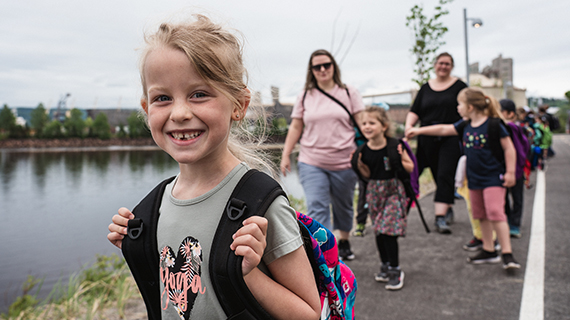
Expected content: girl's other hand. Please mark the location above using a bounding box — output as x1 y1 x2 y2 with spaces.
357 153 371 179
502 172 516 188
107 207 134 249
230 216 268 276
406 128 419 139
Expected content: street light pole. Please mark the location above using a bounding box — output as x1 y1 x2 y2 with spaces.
464 8 470 86
463 8 482 87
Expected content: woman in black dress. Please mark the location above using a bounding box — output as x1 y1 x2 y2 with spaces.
404 52 467 234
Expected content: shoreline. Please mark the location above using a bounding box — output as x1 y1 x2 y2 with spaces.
0 138 290 153
0 138 160 153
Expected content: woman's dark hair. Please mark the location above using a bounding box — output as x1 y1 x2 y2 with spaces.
434 52 454 67
304 49 344 91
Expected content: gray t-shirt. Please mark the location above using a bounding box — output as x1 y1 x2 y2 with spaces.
157 163 302 319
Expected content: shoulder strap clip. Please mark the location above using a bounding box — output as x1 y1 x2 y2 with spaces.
127 218 144 240
227 198 247 221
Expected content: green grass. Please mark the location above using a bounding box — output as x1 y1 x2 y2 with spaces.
1 254 140 320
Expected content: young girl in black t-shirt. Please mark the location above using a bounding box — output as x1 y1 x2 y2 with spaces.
354 107 414 290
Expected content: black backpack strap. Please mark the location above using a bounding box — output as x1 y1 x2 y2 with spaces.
350 143 368 182
209 169 286 320
488 117 506 163
122 176 175 320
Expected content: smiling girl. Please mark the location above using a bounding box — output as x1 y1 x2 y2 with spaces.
352 107 414 290
107 15 319 320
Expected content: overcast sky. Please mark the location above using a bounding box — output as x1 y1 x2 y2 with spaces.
1 0 568 110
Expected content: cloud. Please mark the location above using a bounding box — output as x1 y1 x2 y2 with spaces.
1 0 569 109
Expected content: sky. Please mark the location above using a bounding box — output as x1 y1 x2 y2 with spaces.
1 0 569 110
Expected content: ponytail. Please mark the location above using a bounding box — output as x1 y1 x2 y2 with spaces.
485 95 503 119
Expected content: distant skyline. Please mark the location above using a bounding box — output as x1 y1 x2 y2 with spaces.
1 0 569 110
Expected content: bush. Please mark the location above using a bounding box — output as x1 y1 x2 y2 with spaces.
127 111 151 138
43 120 64 139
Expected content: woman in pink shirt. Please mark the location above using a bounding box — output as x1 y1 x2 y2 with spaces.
280 49 364 260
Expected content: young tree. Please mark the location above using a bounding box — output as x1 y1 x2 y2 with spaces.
64 108 86 138
406 0 454 87
92 112 112 139
30 103 49 138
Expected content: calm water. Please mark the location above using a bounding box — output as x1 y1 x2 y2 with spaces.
0 148 302 311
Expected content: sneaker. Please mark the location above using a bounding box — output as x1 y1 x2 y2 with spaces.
463 237 483 251
353 223 366 237
385 269 404 290
445 207 455 225
510 226 522 238
374 264 389 282
435 216 452 234
467 250 501 264
502 254 521 270
338 240 355 261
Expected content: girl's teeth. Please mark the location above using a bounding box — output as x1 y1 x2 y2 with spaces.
172 132 200 140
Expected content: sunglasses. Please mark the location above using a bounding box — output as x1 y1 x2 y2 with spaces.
311 62 332 72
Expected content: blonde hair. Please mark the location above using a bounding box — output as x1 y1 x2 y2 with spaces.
457 87 503 119
139 14 274 175
364 106 392 138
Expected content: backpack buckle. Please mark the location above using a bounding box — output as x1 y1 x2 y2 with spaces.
226 198 247 221
127 218 144 240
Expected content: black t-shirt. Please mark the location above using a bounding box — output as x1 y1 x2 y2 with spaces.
410 80 467 126
360 144 396 180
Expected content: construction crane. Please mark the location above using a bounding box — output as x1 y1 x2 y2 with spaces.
54 93 71 122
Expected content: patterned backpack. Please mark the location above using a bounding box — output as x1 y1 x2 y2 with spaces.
296 211 357 319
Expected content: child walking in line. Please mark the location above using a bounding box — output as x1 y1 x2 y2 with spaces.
500 99 530 238
107 15 320 320
407 87 521 270
353 107 414 290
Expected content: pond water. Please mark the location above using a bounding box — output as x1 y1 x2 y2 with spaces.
0 148 302 311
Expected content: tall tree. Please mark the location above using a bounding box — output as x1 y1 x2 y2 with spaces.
30 103 49 138
0 104 16 134
92 113 111 139
406 0 454 87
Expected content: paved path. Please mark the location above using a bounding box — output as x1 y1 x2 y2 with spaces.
344 134 570 320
